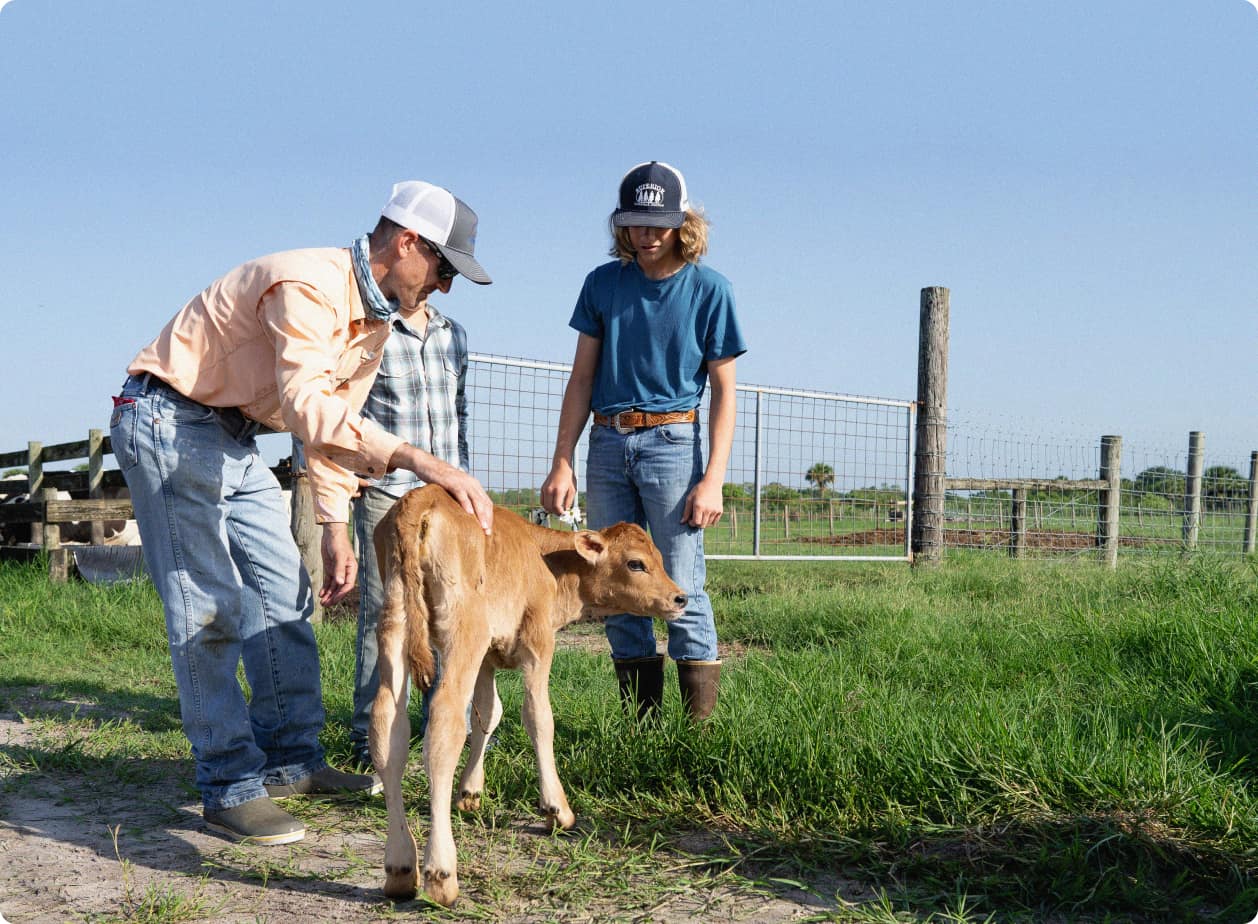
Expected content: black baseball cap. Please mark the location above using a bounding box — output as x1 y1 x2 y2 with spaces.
611 161 690 229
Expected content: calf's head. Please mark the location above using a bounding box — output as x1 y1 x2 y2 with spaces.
572 523 687 620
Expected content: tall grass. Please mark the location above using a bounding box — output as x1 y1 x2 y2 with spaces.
2 554 1257 919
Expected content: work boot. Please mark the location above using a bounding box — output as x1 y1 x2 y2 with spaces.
204 797 305 845
676 659 721 722
265 765 383 799
614 654 665 721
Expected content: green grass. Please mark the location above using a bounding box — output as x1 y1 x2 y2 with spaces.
3 554 1258 920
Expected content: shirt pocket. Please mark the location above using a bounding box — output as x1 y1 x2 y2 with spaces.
438 358 460 399
334 347 366 386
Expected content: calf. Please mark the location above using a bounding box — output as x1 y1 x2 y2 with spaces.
370 484 687 906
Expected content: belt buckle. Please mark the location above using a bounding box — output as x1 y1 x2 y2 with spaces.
613 412 634 435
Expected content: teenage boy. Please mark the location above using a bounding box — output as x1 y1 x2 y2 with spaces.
541 161 746 720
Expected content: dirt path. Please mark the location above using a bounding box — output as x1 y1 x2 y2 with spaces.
0 708 850 923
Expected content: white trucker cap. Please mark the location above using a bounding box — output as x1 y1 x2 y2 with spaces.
381 180 491 284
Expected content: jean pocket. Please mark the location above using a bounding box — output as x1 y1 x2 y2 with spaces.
109 401 140 472
657 423 697 445
166 392 218 425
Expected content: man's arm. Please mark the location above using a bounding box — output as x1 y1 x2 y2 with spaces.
453 323 471 472
682 356 737 528
541 333 600 516
389 442 493 533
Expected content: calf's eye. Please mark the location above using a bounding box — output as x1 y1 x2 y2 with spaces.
627 559 646 572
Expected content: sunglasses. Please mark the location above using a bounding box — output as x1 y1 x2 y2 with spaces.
420 237 459 281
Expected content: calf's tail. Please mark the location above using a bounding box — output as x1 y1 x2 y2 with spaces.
378 505 438 693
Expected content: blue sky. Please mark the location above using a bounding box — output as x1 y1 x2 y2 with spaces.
2 1 1256 465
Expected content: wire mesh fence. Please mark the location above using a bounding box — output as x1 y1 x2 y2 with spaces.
945 410 1258 558
9 356 1252 569
464 353 915 561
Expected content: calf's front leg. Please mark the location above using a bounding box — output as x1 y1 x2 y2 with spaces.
520 651 576 830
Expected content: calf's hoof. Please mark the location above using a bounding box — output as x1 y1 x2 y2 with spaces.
457 789 482 812
541 803 576 831
383 864 418 902
424 867 459 907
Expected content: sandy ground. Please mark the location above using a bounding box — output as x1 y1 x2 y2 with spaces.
0 708 851 923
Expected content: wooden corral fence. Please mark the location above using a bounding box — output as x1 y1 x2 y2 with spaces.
0 431 323 613
942 434 1119 565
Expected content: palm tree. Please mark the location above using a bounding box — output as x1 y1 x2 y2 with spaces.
806 462 835 497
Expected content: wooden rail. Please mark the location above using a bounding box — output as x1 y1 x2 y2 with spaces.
2 428 299 587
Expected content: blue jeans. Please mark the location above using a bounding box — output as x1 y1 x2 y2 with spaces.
110 374 326 811
585 421 718 662
350 486 439 757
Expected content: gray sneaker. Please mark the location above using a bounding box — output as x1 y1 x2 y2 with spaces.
204 797 305 845
265 765 383 799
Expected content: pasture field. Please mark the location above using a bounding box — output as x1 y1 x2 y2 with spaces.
2 553 1258 921
700 495 1254 558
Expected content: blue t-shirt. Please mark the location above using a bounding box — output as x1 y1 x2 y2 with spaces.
568 260 747 414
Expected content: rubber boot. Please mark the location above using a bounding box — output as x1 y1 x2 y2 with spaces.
614 654 665 721
676 659 721 722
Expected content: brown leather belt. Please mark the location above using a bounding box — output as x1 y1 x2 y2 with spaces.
593 409 697 433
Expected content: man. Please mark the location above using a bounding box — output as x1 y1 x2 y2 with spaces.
541 161 745 721
110 180 493 844
348 273 471 770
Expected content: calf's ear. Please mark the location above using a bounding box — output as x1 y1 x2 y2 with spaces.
573 531 608 564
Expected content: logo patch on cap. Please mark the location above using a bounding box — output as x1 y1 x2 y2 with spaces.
634 183 666 208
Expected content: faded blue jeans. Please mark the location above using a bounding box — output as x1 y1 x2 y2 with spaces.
584 420 718 662
110 374 326 811
350 485 439 760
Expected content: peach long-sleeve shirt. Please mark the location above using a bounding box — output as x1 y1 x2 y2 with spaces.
128 247 413 523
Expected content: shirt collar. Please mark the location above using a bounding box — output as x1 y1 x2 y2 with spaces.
393 304 449 338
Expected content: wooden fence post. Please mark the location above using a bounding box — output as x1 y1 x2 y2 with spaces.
28 441 43 545
43 486 70 582
912 286 949 567
1097 435 1122 568
88 428 104 545
288 440 323 623
1245 451 1258 555
1183 431 1204 552
1010 488 1026 559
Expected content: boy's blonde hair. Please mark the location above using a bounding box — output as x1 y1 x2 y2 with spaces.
609 209 710 265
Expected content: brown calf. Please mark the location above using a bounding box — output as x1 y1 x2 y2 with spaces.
370 484 687 906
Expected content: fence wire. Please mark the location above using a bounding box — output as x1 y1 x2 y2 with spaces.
946 409 1257 558
12 360 1250 567
464 354 914 560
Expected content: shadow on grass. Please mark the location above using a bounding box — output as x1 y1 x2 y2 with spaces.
573 811 1258 922
0 680 387 912
1193 665 1258 781
5 678 1257 921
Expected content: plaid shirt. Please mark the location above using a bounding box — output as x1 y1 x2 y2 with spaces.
361 307 469 497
